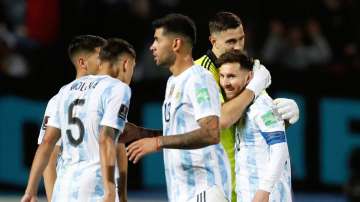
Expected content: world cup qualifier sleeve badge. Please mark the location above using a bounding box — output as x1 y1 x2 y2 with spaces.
118 104 129 120
195 88 210 105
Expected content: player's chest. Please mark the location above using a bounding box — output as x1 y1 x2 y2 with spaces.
162 83 191 122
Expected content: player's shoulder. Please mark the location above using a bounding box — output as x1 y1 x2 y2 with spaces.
101 76 131 94
249 92 274 114
189 64 213 79
45 93 60 111
249 92 285 129
48 93 59 105
195 54 208 65
195 54 216 71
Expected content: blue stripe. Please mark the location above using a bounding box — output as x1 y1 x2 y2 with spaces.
180 151 195 197
163 152 172 202
71 167 82 201
216 145 229 199
279 181 285 202
203 147 215 187
93 168 104 200
246 129 259 195
260 131 286 145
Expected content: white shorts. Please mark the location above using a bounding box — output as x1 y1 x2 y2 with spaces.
188 186 229 202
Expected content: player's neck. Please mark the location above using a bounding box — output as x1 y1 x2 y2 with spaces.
75 70 87 79
170 54 194 76
211 48 221 59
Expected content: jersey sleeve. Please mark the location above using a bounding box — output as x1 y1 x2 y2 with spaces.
47 86 66 130
39 94 61 146
254 100 289 192
100 83 131 133
187 73 221 121
254 106 286 145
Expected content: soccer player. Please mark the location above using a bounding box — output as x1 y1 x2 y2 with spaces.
37 35 106 201
126 13 231 202
218 50 292 202
21 38 136 202
195 11 299 201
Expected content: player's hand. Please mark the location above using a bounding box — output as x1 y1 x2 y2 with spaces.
118 122 142 144
273 98 299 124
252 190 270 202
20 193 38 202
126 137 160 163
246 60 271 98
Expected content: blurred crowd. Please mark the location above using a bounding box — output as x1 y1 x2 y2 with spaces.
0 0 359 86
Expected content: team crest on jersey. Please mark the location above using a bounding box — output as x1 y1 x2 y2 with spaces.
118 104 129 120
168 84 175 97
195 88 210 104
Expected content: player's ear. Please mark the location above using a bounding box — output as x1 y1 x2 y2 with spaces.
77 57 87 71
172 38 181 51
246 70 253 85
122 59 128 73
209 35 216 46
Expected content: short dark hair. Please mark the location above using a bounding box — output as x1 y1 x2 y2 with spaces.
217 50 253 71
99 38 136 65
152 13 196 46
68 35 106 61
209 12 242 34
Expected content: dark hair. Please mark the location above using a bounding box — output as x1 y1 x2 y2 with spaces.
152 13 196 46
217 50 253 71
99 38 136 65
209 12 242 34
68 35 106 61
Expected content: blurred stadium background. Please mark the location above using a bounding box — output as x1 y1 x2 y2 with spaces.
0 0 359 201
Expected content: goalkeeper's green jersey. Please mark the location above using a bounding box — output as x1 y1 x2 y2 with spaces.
195 50 236 202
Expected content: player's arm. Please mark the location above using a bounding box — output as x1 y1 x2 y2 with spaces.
43 145 60 201
99 126 117 202
127 115 220 163
221 60 271 129
253 110 288 202
127 74 222 163
118 122 162 144
21 126 60 202
253 141 288 202
117 143 127 202
101 84 132 202
220 89 254 129
160 115 220 148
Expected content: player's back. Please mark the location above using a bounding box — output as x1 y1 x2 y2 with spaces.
50 75 130 202
56 75 128 165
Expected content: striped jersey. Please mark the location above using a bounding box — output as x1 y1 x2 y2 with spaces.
195 50 236 201
38 94 61 146
48 75 131 202
162 64 231 202
235 92 292 202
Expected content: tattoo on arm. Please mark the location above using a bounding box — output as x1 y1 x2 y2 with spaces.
160 115 220 149
119 122 162 144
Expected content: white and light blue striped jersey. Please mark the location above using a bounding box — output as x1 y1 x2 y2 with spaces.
48 75 131 202
162 64 231 202
235 92 292 202
37 94 61 146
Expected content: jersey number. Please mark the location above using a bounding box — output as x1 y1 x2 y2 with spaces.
164 102 171 122
66 99 85 146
